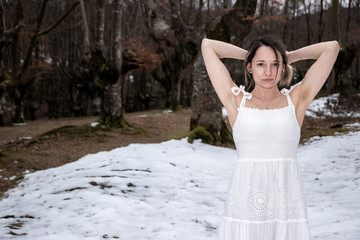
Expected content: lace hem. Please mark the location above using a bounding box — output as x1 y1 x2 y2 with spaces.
223 216 308 224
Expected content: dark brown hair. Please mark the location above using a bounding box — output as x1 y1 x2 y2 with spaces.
244 35 293 91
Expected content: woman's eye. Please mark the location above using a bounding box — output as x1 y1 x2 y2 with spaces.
257 63 263 66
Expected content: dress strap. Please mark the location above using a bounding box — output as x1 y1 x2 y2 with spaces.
231 85 252 100
231 85 252 109
280 80 303 96
281 80 303 111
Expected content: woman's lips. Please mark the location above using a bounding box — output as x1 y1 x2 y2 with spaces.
263 79 273 82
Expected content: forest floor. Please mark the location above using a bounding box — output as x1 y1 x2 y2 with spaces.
0 107 359 196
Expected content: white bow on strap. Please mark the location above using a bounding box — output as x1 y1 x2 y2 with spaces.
280 80 304 96
231 85 252 100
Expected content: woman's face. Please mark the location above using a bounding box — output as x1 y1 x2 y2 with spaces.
247 46 284 89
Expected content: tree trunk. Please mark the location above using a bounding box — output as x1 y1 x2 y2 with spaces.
282 0 289 43
318 0 324 42
95 0 106 53
345 0 352 44
302 0 311 45
189 54 230 144
331 0 340 42
331 0 344 92
100 0 129 128
139 0 198 112
190 0 256 144
13 0 49 123
290 0 297 49
79 0 90 52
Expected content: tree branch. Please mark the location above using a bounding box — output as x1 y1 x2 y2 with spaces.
18 0 49 82
38 0 80 36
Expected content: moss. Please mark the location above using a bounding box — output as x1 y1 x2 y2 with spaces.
37 124 105 140
100 116 131 130
169 103 181 112
0 150 23 169
220 121 234 144
187 126 215 144
181 122 234 145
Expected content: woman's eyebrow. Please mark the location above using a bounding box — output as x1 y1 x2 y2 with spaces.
255 60 282 63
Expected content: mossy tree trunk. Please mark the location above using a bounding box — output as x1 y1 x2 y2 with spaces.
98 0 128 128
101 73 130 129
190 54 232 144
189 0 257 144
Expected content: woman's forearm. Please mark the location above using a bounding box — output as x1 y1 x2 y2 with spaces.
201 38 247 60
288 41 340 64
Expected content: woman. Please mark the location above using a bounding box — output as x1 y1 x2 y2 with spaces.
201 35 339 239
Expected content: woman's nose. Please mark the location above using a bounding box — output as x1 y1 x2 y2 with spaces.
265 65 272 76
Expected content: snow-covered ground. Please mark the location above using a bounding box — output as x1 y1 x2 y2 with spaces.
305 93 360 118
0 126 360 240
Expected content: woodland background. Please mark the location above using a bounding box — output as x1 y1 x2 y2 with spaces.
0 0 359 142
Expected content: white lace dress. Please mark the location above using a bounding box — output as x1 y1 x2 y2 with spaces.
217 81 311 240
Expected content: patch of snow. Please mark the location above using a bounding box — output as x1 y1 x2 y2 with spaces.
306 94 360 118
12 123 27 126
0 132 359 239
8 176 16 181
90 122 99 127
19 137 32 140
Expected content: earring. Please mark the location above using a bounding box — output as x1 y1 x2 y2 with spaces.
249 69 252 73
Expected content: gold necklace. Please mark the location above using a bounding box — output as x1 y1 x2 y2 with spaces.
254 92 281 110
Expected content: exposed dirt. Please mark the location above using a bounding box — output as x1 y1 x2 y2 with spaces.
0 107 359 196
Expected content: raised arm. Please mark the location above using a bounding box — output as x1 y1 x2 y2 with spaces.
201 38 247 108
287 41 340 108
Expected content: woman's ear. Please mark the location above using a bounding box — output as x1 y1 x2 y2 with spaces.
247 63 251 73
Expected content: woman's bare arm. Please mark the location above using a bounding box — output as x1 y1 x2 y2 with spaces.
201 38 247 108
287 41 340 108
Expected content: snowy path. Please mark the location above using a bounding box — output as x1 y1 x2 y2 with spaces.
0 128 359 240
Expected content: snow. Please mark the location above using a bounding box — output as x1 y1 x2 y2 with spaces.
0 128 360 240
306 93 360 118
19 137 33 140
8 176 16 181
12 123 27 126
90 122 99 127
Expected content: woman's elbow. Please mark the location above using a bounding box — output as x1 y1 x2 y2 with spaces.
329 40 340 53
202 38 210 48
